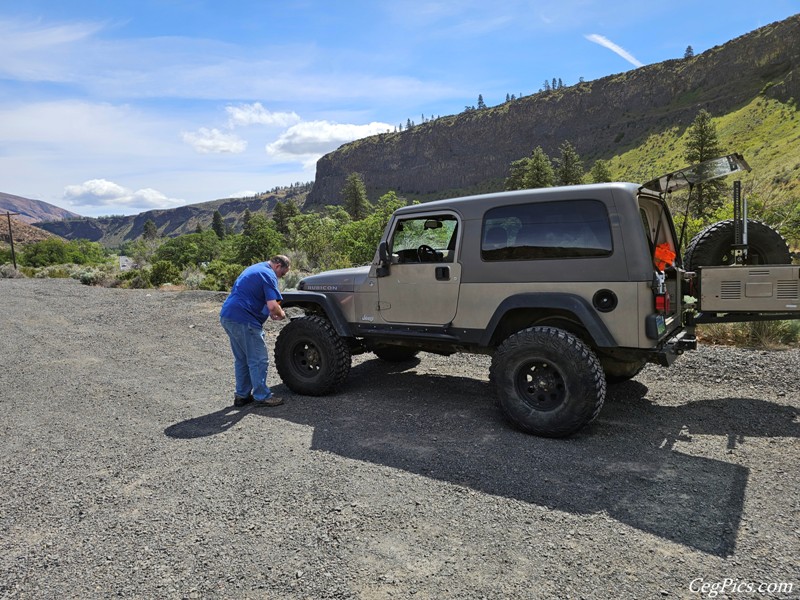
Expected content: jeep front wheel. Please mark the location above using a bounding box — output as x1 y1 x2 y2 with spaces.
275 316 351 395
490 327 606 438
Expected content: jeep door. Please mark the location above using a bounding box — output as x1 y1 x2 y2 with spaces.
377 213 461 325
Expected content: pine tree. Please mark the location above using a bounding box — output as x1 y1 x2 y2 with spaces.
212 210 226 239
504 158 529 190
341 173 372 220
684 45 694 59
477 94 486 110
555 141 584 185
143 219 158 240
590 159 612 183
272 202 298 235
524 147 555 189
685 109 725 217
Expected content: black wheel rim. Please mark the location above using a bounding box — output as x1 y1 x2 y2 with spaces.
290 339 323 378
515 360 566 411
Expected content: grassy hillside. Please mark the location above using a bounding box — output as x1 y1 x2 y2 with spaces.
607 95 800 247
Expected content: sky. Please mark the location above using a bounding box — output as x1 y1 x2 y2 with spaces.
1 1 798 217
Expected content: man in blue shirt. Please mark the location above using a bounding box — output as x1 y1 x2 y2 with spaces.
220 255 290 407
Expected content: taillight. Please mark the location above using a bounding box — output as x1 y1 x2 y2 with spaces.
655 291 670 313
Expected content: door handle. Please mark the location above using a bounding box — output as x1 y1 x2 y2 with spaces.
435 266 450 281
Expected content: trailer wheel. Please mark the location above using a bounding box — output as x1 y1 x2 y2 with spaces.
275 316 351 395
490 327 606 438
684 219 791 270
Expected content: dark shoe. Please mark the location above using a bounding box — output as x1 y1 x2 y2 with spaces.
254 395 284 407
234 394 254 408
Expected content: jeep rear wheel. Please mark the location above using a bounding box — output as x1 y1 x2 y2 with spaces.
275 316 351 396
490 327 606 438
683 219 791 270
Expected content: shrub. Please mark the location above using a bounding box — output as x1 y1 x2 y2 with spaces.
0 264 23 278
200 260 244 291
150 260 182 287
698 320 800 349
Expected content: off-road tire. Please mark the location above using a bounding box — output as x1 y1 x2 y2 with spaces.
490 326 606 438
275 316 351 396
684 219 791 270
373 346 420 362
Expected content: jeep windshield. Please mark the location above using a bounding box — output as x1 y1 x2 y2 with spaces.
640 153 750 194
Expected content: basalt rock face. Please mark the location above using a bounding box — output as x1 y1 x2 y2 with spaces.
306 15 800 208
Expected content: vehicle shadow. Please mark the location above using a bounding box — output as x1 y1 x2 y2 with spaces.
166 358 798 557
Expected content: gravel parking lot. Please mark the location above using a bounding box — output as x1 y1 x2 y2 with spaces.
1 278 797 599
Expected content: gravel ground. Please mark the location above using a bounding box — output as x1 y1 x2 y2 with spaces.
1 278 798 599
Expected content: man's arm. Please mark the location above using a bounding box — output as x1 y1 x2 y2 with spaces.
267 299 285 321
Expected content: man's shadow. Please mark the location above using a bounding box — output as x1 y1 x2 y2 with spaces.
165 357 798 557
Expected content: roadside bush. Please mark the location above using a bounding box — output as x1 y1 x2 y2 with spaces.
181 266 205 290
200 260 244 291
698 320 800 348
117 268 152 289
150 260 182 287
0 264 23 278
76 268 111 286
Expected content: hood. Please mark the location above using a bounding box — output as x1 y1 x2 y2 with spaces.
297 265 372 293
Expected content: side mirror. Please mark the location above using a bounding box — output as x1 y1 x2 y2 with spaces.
376 241 390 277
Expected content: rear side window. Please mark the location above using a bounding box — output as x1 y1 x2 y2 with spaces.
481 199 613 261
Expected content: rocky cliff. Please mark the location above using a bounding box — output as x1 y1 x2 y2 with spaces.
306 15 800 208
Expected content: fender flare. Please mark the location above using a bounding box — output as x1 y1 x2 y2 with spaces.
480 293 617 348
279 291 353 338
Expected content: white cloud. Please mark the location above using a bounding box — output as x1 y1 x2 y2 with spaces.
266 120 393 161
585 34 644 68
226 102 301 128
63 179 185 213
182 128 247 154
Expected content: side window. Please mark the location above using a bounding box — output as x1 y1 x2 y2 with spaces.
481 200 612 261
391 215 458 263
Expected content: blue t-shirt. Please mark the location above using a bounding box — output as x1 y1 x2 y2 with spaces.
220 262 283 327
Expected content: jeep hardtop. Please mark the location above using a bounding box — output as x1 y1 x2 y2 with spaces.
275 154 799 437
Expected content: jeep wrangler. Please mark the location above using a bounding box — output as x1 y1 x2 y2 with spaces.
275 154 799 437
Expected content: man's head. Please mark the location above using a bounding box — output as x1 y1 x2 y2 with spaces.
270 255 291 278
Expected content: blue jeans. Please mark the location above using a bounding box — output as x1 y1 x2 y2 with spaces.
220 317 271 401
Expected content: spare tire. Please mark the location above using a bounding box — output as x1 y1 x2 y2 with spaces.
683 219 791 270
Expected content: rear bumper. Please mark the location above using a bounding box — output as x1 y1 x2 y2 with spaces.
649 328 697 366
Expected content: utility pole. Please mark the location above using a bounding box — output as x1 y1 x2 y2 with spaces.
4 211 20 269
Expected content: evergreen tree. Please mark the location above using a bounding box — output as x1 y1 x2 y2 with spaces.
272 201 298 235
143 219 158 241
504 158 529 190
212 210 226 239
477 94 487 110
555 141 584 185
685 109 725 217
590 159 613 183
243 208 252 230
524 147 555 189
195 223 203 234
341 173 372 220
684 45 694 59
